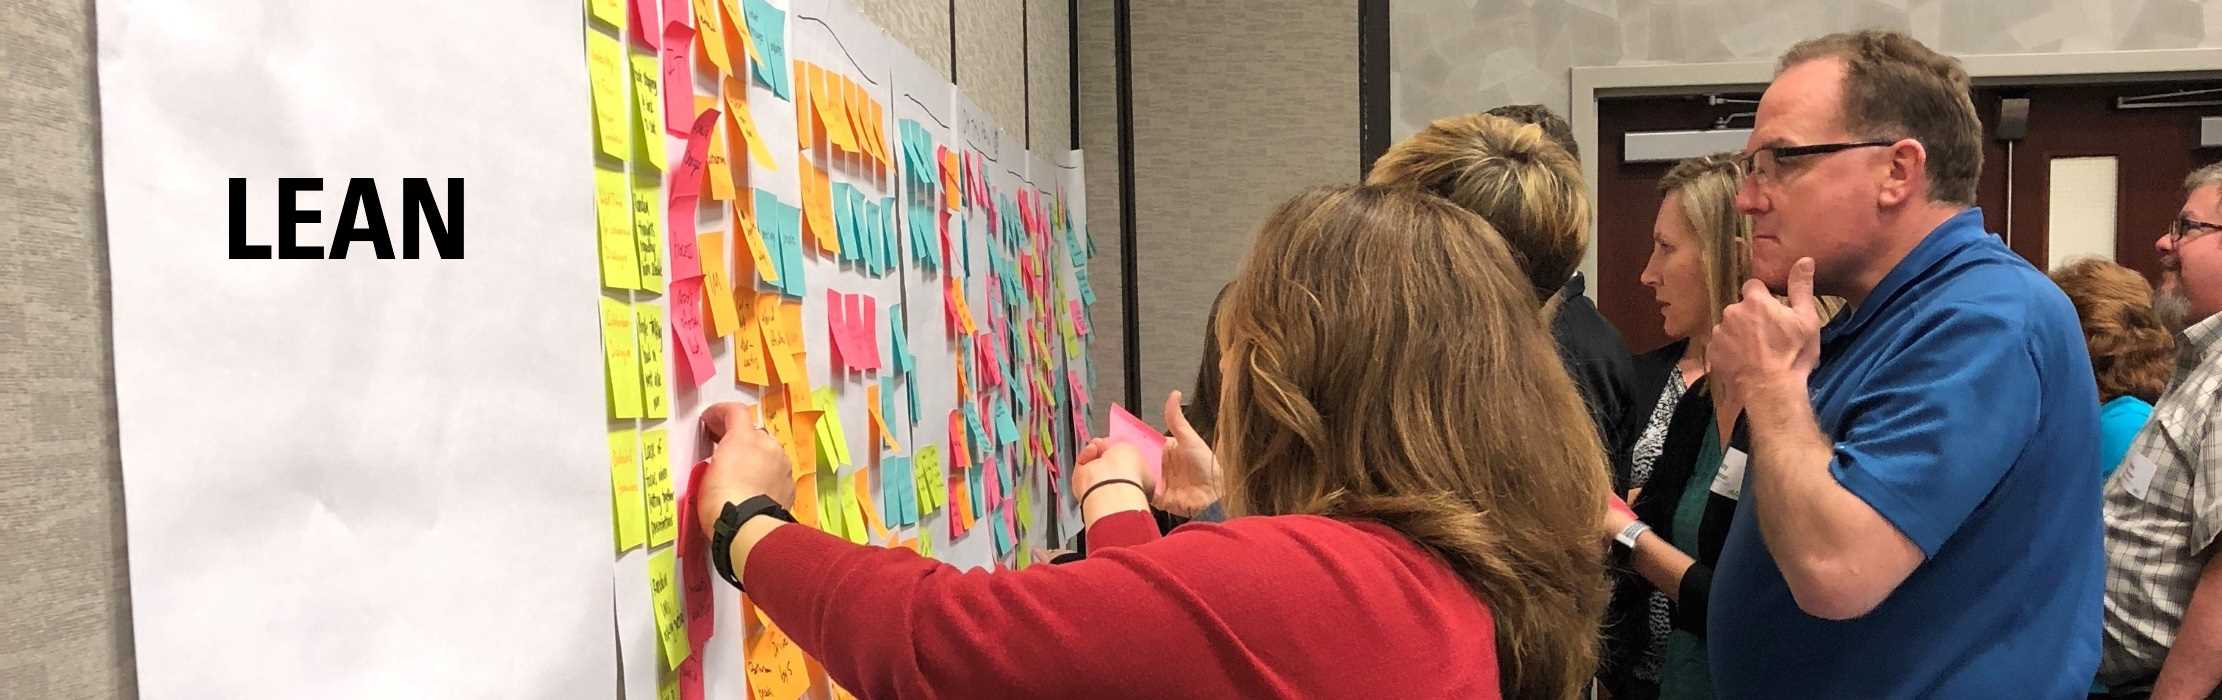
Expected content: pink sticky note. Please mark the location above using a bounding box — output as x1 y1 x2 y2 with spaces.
677 458 716 645
859 295 881 370
667 195 703 283
825 290 851 370
662 0 691 29
672 107 719 200
1106 404 1165 497
678 655 704 700
660 23 697 133
1071 300 1089 335
671 278 716 386
629 0 660 47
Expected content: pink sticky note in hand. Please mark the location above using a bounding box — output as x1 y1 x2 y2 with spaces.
677 458 716 645
1106 404 1165 497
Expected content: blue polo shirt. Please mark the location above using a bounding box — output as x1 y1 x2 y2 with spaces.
1708 208 2104 697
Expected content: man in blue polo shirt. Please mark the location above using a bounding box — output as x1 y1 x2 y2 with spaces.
1704 30 2103 697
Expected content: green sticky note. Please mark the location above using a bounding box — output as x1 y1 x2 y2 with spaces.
611 429 645 552
648 548 690 669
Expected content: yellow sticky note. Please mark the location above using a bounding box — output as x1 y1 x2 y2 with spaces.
723 0 759 65
648 547 690 669
596 168 640 290
611 429 645 552
630 51 668 171
918 530 934 557
1018 478 1035 532
692 0 730 76
587 0 626 31
812 387 853 466
601 297 644 419
696 96 735 201
745 616 809 700
587 32 630 161
632 178 666 293
658 672 678 700
699 231 741 337
721 77 778 171
867 384 900 452
642 428 677 548
636 302 670 419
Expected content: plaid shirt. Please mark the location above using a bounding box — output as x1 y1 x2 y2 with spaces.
2101 313 2222 683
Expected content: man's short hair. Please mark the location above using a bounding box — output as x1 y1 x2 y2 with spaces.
2188 161 2222 193
1778 30 1983 205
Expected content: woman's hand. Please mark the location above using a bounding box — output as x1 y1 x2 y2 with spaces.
694 402 797 538
1602 492 1639 542
1155 391 1222 517
1073 439 1154 526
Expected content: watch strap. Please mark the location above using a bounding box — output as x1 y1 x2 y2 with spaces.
712 495 795 591
1614 521 1651 550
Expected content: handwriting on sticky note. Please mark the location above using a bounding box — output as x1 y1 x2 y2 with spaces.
596 168 641 289
632 179 667 293
740 0 790 99
636 302 670 419
611 429 646 551
669 278 717 387
629 51 668 171
602 297 645 419
672 107 720 202
660 23 696 133
678 458 716 646
1107 404 1165 497
588 32 631 161
648 547 690 668
745 615 808 700
721 77 779 171
698 231 741 337
691 0 729 75
643 428 677 547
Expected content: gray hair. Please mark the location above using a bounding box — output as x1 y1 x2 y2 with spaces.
2189 162 2222 193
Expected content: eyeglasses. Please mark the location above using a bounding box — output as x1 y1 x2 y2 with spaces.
2174 215 2222 248
1737 141 1898 186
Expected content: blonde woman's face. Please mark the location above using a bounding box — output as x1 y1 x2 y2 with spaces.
1640 194 1709 341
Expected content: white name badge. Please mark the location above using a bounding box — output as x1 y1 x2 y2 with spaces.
2123 453 2161 501
1712 448 1749 501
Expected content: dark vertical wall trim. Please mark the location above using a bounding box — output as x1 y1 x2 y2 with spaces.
1022 0 1032 147
948 0 960 82
1113 0 1141 410
1357 0 1390 178
1067 0 1080 149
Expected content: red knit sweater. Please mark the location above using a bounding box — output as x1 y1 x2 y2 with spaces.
744 509 1502 698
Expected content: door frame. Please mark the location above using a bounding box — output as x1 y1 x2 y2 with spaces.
1568 48 2222 303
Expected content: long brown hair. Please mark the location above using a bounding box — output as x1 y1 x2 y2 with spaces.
1215 184 1609 698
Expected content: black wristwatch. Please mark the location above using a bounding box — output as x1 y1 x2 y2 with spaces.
712 494 796 591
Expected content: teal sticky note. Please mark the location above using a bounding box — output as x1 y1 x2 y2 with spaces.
994 402 1019 444
882 196 899 273
742 0 791 99
779 202 807 297
888 305 910 373
863 199 883 276
967 462 985 520
833 182 857 263
904 367 920 426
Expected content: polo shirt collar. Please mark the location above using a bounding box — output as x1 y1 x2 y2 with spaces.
1820 207 1990 343
2176 312 2222 373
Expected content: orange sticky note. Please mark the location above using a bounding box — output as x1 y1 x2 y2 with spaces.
794 61 815 150
732 206 777 285
777 295 805 346
757 295 802 384
719 0 756 66
815 73 856 153
865 98 888 167
801 160 838 254
788 405 820 476
698 231 741 336
695 96 735 201
720 76 778 171
857 469 890 542
840 78 869 158
732 288 769 387
744 614 810 700
866 384 900 452
691 0 730 76
940 150 960 210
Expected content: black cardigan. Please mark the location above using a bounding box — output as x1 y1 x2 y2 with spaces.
1601 340 1742 694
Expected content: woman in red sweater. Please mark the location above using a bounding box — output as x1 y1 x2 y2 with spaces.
693 184 1612 699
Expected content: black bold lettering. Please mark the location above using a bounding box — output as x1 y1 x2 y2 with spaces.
277 177 325 259
228 178 270 259
403 178 464 259
331 178 394 259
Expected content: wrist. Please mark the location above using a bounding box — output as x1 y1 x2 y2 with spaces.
1081 479 1149 527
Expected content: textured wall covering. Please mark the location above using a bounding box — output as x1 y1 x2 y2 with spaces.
1075 0 1125 423
1125 0 1360 410
958 0 1030 142
1028 0 1073 150
0 0 139 698
4 0 1062 695
853 0 954 79
1392 0 2222 139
